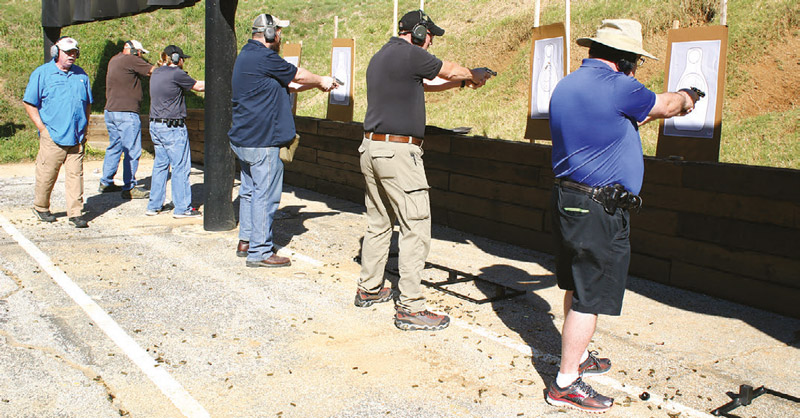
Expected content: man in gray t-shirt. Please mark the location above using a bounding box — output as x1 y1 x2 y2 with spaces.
146 45 205 219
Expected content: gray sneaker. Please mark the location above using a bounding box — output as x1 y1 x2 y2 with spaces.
121 187 150 199
32 208 56 223
394 307 450 331
354 287 395 307
68 216 88 228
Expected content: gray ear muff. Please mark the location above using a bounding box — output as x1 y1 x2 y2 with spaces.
263 14 276 42
171 52 180 64
50 44 59 60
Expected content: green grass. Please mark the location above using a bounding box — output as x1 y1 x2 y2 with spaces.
1 0 797 169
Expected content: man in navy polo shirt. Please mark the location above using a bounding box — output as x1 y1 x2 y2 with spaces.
24 36 93 228
546 20 701 413
228 13 336 268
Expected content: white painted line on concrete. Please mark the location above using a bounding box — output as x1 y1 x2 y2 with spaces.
275 244 324 267
0 215 210 418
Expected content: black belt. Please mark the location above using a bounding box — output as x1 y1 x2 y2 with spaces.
556 178 642 214
150 118 185 127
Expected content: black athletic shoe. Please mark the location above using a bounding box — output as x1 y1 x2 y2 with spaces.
69 217 88 228
33 209 56 223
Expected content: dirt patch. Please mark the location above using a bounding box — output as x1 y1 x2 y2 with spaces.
727 33 800 117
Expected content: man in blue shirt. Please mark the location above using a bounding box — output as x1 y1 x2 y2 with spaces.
24 37 93 228
546 20 700 413
228 13 336 268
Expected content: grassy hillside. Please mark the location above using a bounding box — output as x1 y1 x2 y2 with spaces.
1 0 797 168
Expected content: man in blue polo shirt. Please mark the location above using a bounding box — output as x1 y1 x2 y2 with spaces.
546 20 701 413
228 13 336 268
24 36 93 228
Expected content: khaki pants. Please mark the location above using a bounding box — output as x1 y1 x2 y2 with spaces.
34 130 84 218
358 137 431 312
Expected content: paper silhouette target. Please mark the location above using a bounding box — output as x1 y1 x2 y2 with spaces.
663 40 721 138
530 38 564 118
525 23 567 141
657 25 728 162
330 47 351 105
326 38 355 122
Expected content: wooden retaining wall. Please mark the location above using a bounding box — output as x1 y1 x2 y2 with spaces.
86 112 800 318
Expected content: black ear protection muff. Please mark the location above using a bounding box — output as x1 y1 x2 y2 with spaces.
170 52 181 64
617 58 635 75
126 40 139 56
410 10 429 46
50 36 80 60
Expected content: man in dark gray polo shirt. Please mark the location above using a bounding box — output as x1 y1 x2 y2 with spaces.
355 10 492 331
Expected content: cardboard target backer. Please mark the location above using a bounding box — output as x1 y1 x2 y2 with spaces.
282 43 302 115
524 22 567 141
326 38 355 122
657 25 728 162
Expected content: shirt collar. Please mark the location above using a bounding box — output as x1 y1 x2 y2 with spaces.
581 58 615 72
48 60 75 76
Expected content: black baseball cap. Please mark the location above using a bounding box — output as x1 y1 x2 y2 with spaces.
163 45 191 59
399 10 445 37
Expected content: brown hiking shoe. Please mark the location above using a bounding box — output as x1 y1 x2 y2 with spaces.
579 351 611 376
121 187 150 199
354 287 395 307
394 306 450 331
545 377 613 413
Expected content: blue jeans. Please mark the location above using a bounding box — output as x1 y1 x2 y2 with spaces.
147 122 192 214
102 111 142 190
230 144 283 261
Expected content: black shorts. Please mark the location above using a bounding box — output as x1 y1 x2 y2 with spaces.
550 184 631 316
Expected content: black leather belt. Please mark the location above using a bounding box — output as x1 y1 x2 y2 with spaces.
150 118 185 127
555 177 642 214
556 178 596 195
365 132 423 147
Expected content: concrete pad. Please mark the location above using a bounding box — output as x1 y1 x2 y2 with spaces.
0 159 797 418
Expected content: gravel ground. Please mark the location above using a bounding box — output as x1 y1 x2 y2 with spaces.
0 159 797 418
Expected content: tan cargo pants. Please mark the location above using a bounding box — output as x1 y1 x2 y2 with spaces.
358 136 431 313
34 130 85 218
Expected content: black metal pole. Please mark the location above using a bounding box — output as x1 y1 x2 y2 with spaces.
203 0 238 231
43 27 61 63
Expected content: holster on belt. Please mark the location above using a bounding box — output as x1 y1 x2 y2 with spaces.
557 178 643 215
594 184 643 215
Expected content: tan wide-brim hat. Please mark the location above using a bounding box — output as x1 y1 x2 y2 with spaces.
576 19 657 59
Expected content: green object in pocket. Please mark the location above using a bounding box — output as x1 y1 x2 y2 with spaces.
564 207 589 213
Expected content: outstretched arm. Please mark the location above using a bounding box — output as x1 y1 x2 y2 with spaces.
290 67 338 93
639 90 697 126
